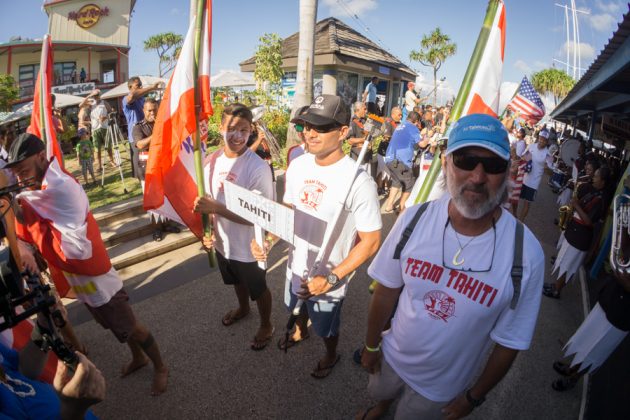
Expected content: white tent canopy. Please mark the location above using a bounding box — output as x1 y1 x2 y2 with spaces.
101 76 168 100
210 70 254 88
0 93 84 126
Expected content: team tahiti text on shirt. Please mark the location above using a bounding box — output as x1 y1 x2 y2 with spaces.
299 179 328 211
405 258 499 308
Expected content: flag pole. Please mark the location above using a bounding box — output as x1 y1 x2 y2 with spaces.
192 0 217 268
413 0 501 205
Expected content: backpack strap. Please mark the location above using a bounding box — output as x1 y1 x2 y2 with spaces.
393 202 430 260
510 221 524 309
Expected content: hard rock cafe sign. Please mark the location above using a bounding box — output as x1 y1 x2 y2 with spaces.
67 4 110 29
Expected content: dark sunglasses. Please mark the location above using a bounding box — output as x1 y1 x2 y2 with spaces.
452 152 508 174
294 123 304 133
303 123 341 134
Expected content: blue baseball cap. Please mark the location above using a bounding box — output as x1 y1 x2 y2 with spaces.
446 113 510 160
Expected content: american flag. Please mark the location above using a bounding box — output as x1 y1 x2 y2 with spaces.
507 76 545 124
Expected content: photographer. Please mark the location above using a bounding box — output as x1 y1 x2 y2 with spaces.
6 134 168 396
0 324 104 419
79 91 114 172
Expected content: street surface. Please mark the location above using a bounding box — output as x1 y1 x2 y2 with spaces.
67 174 584 419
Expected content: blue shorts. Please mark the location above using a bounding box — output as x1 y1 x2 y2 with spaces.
285 287 344 338
520 184 537 202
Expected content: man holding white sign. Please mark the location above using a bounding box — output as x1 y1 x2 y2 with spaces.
252 95 382 378
193 103 274 351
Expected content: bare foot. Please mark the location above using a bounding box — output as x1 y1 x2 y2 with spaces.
120 357 149 378
151 366 169 396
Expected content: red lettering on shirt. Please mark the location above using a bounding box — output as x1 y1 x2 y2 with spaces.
427 265 444 284
418 261 432 280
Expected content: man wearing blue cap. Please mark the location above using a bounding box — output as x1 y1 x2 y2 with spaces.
357 114 545 419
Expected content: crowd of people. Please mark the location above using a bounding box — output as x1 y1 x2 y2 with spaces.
0 78 627 419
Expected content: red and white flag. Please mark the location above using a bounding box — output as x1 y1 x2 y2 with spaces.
1 318 57 384
27 34 64 167
461 0 506 117
143 0 213 237
15 159 121 302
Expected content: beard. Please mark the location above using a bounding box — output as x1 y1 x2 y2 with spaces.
446 170 508 220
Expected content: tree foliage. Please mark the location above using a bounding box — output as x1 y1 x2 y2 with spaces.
143 32 184 77
254 33 284 104
0 74 18 112
531 68 575 106
409 27 457 105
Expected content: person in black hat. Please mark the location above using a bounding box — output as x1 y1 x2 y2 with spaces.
251 94 382 378
7 133 169 396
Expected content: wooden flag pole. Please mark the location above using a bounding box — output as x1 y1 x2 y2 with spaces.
192 0 217 267
413 0 502 205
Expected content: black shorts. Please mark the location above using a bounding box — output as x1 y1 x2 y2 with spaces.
367 102 379 115
519 184 537 202
386 160 415 192
216 252 267 301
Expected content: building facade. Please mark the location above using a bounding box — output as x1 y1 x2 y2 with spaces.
0 0 135 105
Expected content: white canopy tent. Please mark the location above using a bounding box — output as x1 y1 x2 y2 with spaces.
210 70 255 88
0 93 85 126
100 76 168 100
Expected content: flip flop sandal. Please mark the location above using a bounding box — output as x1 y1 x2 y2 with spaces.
553 361 573 377
152 230 163 242
277 334 310 351
310 354 341 379
251 328 275 351
221 310 249 326
353 347 363 365
543 283 555 291
162 224 182 234
552 377 578 391
542 288 560 299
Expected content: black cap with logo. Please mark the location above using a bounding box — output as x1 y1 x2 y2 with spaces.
299 95 351 127
5 133 46 168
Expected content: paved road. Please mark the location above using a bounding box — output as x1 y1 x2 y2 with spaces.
67 174 584 419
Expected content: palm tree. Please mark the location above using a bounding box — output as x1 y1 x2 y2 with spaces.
409 28 457 105
531 68 575 106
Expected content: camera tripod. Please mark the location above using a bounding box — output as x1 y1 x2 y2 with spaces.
100 113 129 194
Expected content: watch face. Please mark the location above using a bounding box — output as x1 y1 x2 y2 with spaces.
327 274 338 285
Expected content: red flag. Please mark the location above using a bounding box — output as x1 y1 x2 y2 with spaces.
461 0 506 117
27 34 64 167
143 0 213 237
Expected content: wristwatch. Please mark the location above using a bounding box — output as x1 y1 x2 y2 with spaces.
326 273 340 286
465 389 485 408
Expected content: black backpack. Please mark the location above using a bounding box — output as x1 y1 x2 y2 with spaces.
393 202 524 309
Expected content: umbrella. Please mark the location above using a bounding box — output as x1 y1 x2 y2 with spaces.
100 76 168 100
0 93 85 126
210 70 255 88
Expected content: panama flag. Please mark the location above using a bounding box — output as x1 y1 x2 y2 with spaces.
461 0 506 117
27 34 64 167
143 0 213 237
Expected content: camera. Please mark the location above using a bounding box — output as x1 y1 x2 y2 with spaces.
0 180 78 368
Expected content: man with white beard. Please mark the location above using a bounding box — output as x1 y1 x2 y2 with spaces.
357 114 545 420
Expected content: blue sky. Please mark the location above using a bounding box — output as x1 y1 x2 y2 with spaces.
1 0 627 108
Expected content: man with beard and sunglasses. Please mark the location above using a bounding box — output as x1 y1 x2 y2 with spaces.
357 114 544 420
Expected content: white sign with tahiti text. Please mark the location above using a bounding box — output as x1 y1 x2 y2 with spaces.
223 181 294 244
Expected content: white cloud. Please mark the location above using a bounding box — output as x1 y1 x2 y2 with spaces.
413 73 455 104
323 0 378 17
533 61 548 70
589 13 618 31
556 41 596 62
513 60 531 74
595 0 624 14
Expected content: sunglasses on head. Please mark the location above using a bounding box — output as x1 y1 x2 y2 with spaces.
451 152 509 174
303 123 341 134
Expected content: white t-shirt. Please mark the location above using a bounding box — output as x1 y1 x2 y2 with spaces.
283 153 382 301
204 148 274 262
404 90 417 112
522 144 553 190
90 103 108 130
514 139 527 159
368 195 544 401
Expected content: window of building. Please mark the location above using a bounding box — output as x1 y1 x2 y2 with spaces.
18 64 40 98
54 62 77 85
